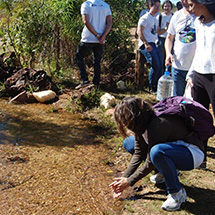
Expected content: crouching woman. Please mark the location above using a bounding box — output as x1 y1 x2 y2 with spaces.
109 96 204 211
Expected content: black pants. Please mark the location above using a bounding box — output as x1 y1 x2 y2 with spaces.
193 71 215 116
76 42 103 86
193 71 215 162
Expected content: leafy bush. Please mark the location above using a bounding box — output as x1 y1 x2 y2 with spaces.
75 88 102 111
0 0 146 75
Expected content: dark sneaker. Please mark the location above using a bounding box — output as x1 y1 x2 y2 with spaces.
197 161 207 170
75 81 90 90
161 188 187 211
150 89 157 94
149 86 157 94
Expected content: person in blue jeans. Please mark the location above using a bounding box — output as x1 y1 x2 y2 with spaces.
110 96 204 211
123 135 176 184
165 0 196 96
137 0 163 93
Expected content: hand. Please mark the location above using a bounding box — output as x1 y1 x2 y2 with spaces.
187 78 194 98
109 177 129 199
98 34 106 45
145 43 152 52
165 54 173 66
187 78 193 88
96 33 101 39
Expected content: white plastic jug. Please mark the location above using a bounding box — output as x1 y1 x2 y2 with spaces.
156 66 173 101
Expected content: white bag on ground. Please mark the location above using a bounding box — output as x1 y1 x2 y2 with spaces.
100 93 115 109
33 90 56 103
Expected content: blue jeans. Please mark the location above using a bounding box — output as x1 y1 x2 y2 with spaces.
123 136 135 155
150 142 194 194
171 67 188 96
139 42 163 89
76 42 103 86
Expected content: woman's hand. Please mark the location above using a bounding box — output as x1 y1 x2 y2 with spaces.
109 177 129 199
187 78 193 88
186 78 194 98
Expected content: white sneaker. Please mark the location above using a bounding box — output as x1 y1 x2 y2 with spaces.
161 188 187 211
150 172 165 184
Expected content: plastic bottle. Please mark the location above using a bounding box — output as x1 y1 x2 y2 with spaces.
156 66 173 101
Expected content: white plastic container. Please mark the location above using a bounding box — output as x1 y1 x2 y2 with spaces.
156 67 173 101
33 90 56 103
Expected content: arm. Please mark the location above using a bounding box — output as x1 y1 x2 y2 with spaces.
157 22 169 35
82 14 99 39
109 134 154 198
99 15 112 44
164 33 175 66
127 154 154 186
109 154 154 198
122 134 148 178
137 24 152 52
186 71 194 88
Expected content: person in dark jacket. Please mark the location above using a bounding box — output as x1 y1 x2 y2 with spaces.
109 96 204 211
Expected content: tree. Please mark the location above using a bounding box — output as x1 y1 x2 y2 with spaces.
0 0 146 76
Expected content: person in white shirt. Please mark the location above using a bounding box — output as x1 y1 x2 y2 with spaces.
186 0 215 115
165 0 196 96
139 0 150 17
157 0 173 72
186 0 215 169
75 0 112 90
137 0 163 93
176 1 183 10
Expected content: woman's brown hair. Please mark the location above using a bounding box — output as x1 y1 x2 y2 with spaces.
114 96 154 137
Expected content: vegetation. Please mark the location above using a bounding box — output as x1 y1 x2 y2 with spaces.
0 0 147 78
74 88 102 111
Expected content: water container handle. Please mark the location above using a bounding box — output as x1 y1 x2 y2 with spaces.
164 66 170 76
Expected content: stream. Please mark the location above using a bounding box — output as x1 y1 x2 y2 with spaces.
0 98 123 215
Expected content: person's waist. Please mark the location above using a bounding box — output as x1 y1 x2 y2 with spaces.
140 42 156 45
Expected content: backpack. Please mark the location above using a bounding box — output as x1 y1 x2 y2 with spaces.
153 96 215 141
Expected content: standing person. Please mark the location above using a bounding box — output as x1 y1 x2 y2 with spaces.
176 1 183 10
109 96 205 211
186 0 215 169
135 0 150 39
186 0 215 117
157 0 173 73
139 0 150 17
165 0 196 96
137 0 163 94
75 0 112 90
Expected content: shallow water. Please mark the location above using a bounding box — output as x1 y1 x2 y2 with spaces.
0 99 99 147
0 98 123 214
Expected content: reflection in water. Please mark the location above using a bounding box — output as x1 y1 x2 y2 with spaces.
0 98 99 147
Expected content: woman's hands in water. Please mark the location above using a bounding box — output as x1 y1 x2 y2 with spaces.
109 177 129 199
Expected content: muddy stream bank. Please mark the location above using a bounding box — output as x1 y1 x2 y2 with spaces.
0 98 125 215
